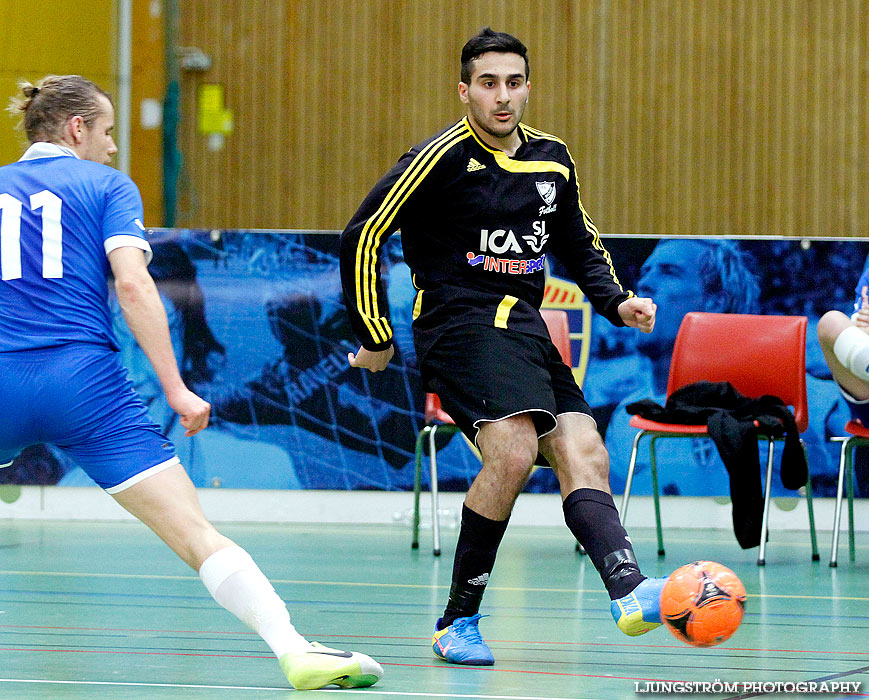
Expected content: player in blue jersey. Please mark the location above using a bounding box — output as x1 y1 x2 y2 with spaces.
0 75 381 690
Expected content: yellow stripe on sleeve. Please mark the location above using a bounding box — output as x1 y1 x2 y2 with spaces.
509 123 624 291
353 122 470 343
563 147 625 291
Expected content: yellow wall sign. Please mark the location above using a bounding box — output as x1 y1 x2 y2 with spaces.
197 84 234 135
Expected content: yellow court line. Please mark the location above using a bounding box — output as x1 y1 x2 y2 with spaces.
1 570 867 601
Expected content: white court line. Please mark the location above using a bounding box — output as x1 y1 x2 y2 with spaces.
0 570 578 593
0 679 588 700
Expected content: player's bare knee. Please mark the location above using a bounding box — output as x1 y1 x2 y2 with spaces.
591 442 611 477
817 310 850 348
574 427 608 463
573 439 609 477
496 442 537 479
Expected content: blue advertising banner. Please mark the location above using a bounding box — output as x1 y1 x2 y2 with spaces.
3 230 867 499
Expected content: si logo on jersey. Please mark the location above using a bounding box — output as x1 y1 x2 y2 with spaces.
522 221 549 253
536 180 557 215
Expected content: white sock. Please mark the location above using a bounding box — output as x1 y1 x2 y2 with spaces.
199 545 313 658
834 326 869 381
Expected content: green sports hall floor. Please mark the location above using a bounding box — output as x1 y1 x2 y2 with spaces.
0 519 867 700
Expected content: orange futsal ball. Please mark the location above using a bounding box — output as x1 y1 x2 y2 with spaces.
660 561 746 647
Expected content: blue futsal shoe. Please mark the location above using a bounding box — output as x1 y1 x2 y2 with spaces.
432 613 495 665
610 577 666 636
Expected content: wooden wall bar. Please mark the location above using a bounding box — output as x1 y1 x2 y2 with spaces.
0 0 115 167
169 0 866 236
130 0 165 226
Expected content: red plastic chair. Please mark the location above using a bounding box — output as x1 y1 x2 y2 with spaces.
620 312 819 565
411 309 572 555
829 420 869 566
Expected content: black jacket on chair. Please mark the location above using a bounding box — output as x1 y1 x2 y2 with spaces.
626 381 808 549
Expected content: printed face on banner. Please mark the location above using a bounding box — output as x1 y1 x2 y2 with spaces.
6 231 868 500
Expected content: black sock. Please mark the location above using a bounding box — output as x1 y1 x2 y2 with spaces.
439 504 509 629
563 488 645 600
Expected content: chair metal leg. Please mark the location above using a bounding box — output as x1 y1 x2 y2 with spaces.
830 436 851 567
803 467 819 562
757 440 775 566
620 430 646 523
649 436 664 556
798 440 819 562
412 426 431 550
847 442 856 562
428 425 441 556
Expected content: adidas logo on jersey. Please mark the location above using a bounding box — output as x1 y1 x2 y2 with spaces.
467 158 486 172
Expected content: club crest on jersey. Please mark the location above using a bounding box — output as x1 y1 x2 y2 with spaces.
536 180 557 215
536 181 556 205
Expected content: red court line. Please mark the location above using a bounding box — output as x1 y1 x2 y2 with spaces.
2 647 273 660
383 662 678 682
0 624 256 636
1 647 678 683
5 624 869 658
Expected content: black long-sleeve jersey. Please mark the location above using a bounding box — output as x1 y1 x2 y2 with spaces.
340 117 633 362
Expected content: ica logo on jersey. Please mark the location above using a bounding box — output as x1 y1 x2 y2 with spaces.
477 222 549 255
479 228 521 254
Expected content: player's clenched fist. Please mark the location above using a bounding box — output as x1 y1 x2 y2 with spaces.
618 296 657 334
348 345 394 372
169 389 211 436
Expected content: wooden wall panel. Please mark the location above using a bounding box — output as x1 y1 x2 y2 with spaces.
0 0 115 165
130 0 165 226
173 0 866 237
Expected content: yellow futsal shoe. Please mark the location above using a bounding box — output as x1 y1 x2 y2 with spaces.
279 642 383 690
610 577 666 636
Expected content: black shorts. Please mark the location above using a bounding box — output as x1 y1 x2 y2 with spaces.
420 323 593 444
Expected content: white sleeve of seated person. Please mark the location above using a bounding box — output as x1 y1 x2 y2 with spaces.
834 325 869 382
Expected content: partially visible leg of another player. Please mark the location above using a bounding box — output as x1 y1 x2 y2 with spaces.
818 310 869 400
540 413 666 637
111 464 382 690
